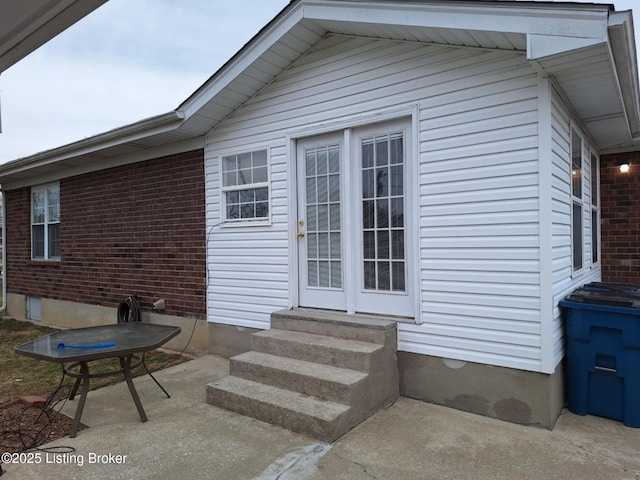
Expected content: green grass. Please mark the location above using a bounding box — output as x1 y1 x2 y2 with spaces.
0 317 187 405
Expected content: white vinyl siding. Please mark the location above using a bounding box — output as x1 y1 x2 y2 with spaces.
549 87 600 368
407 48 540 371
205 35 595 372
206 147 290 329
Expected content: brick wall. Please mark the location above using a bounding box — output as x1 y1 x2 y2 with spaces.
600 151 640 284
4 149 206 317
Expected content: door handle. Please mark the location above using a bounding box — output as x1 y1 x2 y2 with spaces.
297 231 305 238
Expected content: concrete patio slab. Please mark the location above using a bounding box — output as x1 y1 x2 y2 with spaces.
2 355 638 480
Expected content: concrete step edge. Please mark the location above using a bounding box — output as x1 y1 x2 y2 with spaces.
207 377 353 442
206 377 353 441
253 328 383 354
207 376 350 419
231 351 367 386
271 308 397 330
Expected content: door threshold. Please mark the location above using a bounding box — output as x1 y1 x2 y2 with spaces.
288 307 415 324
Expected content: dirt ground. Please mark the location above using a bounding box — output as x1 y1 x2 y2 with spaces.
1 398 81 454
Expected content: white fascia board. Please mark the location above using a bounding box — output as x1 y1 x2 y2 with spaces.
1 135 204 191
0 111 184 178
526 34 605 60
609 10 635 33
178 7 305 118
177 0 610 123
301 1 609 39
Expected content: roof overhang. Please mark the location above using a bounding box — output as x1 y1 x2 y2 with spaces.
1 0 638 188
0 111 203 189
527 9 640 151
0 0 108 73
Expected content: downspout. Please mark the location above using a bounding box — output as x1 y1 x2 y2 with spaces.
0 187 5 312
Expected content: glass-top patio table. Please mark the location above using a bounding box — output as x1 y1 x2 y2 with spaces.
15 322 181 437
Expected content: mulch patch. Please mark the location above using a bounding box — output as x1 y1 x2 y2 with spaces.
1 396 83 454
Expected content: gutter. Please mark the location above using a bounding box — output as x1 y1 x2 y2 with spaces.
0 111 184 178
1 188 5 313
608 11 640 139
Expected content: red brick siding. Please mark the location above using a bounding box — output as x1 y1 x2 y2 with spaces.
600 151 640 284
4 149 206 317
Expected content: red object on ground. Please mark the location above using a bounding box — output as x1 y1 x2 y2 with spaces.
19 395 47 407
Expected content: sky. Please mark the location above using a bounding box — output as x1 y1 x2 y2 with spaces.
0 0 290 163
0 0 638 164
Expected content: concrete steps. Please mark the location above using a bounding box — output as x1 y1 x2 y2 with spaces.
208 376 351 442
206 308 399 442
251 328 384 372
230 351 368 402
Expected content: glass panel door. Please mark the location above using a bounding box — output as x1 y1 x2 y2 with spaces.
361 133 406 293
305 144 342 289
352 119 413 318
297 133 347 310
297 119 413 318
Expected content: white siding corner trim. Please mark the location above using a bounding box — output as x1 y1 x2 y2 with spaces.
538 75 556 374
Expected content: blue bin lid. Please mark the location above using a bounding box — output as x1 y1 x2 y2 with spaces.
562 282 640 309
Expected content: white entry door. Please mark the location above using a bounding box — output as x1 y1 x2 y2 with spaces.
296 119 414 318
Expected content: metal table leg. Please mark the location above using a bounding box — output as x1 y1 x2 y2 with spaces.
69 361 90 438
68 376 82 401
66 355 148 437
120 355 147 423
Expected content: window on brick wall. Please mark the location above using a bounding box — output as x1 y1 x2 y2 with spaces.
31 183 60 260
221 149 269 222
571 129 583 272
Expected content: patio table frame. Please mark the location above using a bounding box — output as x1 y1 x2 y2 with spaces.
15 323 181 438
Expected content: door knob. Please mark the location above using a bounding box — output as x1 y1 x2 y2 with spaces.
297 231 305 238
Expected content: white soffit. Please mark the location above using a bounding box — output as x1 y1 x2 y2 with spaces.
301 1 609 39
0 0 107 73
181 0 615 137
535 42 629 146
2 0 638 184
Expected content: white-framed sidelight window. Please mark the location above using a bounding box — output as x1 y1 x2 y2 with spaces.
570 128 600 274
590 152 600 266
571 128 583 272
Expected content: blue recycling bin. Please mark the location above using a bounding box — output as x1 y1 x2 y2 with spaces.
559 282 640 427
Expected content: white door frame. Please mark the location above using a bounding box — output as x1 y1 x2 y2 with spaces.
287 106 421 323
349 119 415 317
296 132 348 311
